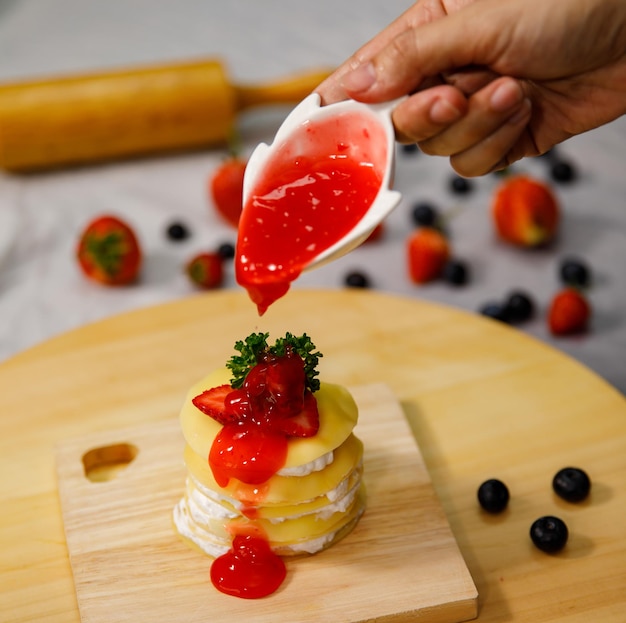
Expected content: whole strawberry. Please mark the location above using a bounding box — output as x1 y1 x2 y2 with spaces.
186 252 224 289
548 288 591 335
210 157 247 228
76 215 141 285
407 226 450 283
492 175 560 247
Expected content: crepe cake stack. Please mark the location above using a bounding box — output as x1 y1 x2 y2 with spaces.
173 367 366 557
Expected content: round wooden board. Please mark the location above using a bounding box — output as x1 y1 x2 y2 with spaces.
1 288 625 622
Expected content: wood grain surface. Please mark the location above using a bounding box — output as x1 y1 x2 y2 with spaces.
55 384 477 623
2 289 626 622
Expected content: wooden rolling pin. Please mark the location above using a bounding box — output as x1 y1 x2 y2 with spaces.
0 59 331 171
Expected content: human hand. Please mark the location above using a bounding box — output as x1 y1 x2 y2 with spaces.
316 0 626 176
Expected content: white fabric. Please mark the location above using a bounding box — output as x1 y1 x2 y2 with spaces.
0 0 624 393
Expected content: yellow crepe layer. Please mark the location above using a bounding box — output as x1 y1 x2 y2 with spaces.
184 433 363 507
179 368 359 468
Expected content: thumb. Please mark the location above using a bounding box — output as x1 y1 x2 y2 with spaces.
341 2 513 102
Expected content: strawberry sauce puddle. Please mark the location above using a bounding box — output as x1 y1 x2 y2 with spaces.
210 532 286 599
235 110 387 315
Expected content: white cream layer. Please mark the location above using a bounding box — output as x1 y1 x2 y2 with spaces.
277 449 333 477
172 487 365 557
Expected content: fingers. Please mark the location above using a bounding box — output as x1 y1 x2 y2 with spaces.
316 0 506 105
408 77 530 176
316 60 362 105
391 84 469 143
419 77 527 155
392 76 532 176
338 9 491 103
449 99 532 176
442 68 500 96
315 0 537 176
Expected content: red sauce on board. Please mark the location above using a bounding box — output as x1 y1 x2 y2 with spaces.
236 110 387 315
210 533 287 599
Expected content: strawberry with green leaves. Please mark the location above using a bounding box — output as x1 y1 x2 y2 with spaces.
76 215 142 285
193 333 322 438
186 252 224 289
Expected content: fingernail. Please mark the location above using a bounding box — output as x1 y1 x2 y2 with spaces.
430 98 463 124
507 98 532 124
341 62 377 93
490 81 524 112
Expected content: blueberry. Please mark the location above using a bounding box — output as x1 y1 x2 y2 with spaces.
559 257 591 288
411 202 439 228
166 221 190 241
442 259 469 286
477 479 510 513
504 291 535 323
217 242 236 260
480 301 510 323
550 160 577 183
344 271 371 288
449 174 473 194
400 142 419 155
530 516 569 553
552 467 591 502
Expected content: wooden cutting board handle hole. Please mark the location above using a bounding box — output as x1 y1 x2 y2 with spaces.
82 443 139 483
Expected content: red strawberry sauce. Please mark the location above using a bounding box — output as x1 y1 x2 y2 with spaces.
209 421 290 598
203 352 319 598
210 532 286 599
236 110 387 315
209 421 288 488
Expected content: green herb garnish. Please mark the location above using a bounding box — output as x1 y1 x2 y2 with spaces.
226 332 322 392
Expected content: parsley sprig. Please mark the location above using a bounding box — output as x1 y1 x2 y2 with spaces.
226 332 322 392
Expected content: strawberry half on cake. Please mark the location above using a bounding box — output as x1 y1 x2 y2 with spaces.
173 333 365 598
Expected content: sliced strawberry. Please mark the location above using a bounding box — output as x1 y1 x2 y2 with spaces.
192 384 239 425
271 391 319 438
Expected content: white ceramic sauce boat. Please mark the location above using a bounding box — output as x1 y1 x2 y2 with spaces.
242 92 402 271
